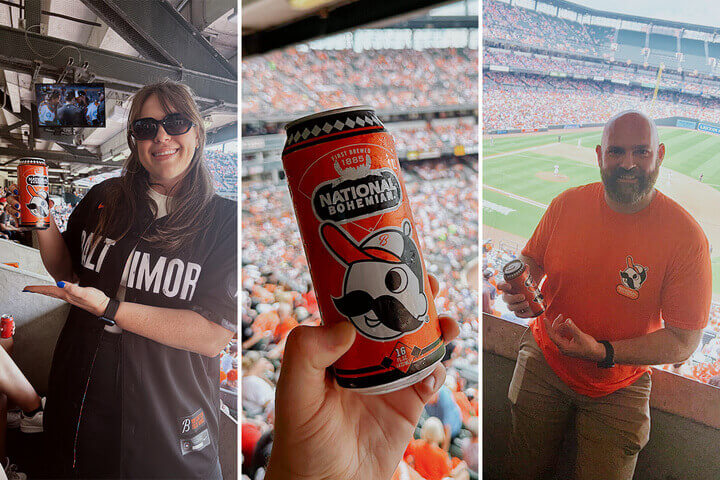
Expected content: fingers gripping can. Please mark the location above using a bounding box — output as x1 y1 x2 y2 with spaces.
282 106 445 394
17 158 50 230
503 259 545 317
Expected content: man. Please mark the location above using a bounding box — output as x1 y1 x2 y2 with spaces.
85 97 99 126
482 268 497 315
0 198 20 240
56 91 84 126
75 90 88 121
498 110 712 480
424 384 463 451
38 91 60 125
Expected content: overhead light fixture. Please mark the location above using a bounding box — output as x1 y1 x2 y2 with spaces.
289 0 335 11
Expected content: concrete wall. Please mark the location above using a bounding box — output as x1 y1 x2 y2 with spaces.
219 410 238 480
0 238 50 277
483 315 720 480
0 263 68 394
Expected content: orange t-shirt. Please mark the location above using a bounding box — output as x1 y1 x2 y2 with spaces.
403 439 451 480
523 183 712 397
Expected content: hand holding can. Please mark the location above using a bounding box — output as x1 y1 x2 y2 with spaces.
17 158 50 230
281 106 445 394
501 259 545 317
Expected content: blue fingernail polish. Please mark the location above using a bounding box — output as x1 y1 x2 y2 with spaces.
15 204 19 209
13 189 18 195
57 281 65 288
14 213 19 218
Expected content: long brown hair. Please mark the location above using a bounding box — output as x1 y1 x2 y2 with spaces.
92 80 215 253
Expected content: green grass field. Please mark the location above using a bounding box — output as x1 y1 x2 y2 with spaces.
483 127 720 294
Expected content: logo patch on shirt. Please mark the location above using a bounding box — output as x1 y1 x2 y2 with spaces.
178 408 206 435
616 255 649 300
180 429 211 456
178 408 211 456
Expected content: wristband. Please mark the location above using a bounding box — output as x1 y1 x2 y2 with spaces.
99 298 120 327
597 340 615 369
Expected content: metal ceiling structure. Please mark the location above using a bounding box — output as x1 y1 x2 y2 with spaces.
0 0 238 187
242 0 456 57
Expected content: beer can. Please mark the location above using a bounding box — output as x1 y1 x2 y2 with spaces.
282 106 445 394
17 158 50 230
503 259 545 317
1 314 14 339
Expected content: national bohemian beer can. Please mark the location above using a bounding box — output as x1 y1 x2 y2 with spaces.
282 106 445 394
1 314 14 339
17 158 50 230
503 259 545 317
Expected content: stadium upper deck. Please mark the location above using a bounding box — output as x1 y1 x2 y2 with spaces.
484 0 720 77
242 47 478 120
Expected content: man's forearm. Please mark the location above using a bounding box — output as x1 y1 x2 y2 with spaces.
115 302 233 357
603 327 701 366
36 217 75 282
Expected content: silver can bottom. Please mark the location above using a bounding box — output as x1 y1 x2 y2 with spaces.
343 356 444 395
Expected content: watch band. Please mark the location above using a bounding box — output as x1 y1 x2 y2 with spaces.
597 340 615 369
99 298 120 327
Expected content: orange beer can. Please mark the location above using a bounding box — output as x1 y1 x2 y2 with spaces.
282 106 445 394
17 158 50 230
503 259 545 317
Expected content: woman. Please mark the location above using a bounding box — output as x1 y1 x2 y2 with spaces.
4 80 236 479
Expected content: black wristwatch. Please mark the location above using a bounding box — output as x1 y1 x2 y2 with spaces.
99 298 120 327
597 340 615 369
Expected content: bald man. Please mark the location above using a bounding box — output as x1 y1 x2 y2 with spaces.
497 111 712 480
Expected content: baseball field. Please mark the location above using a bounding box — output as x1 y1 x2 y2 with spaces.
483 127 720 295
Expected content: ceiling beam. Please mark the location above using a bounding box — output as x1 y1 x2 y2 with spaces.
0 146 112 166
0 25 237 106
80 0 236 78
207 121 237 145
23 0 41 31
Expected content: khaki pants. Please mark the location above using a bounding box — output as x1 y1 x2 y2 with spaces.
505 330 651 480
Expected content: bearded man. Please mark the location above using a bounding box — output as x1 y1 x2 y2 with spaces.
497 110 712 480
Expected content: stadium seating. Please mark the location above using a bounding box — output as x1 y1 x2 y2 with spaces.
242 48 478 117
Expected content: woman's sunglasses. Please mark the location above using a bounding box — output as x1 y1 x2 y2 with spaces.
130 113 194 141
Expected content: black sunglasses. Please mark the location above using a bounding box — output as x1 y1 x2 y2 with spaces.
130 113 195 140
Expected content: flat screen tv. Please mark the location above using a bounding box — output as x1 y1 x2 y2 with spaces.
35 83 106 128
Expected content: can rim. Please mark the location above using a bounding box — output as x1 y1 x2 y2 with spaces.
285 105 375 130
19 157 46 164
503 259 525 280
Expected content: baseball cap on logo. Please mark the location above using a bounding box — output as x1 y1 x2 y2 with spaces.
321 223 404 264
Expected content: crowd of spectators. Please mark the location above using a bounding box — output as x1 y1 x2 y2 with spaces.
205 149 239 198
243 48 478 118
484 71 720 130
482 240 720 387
484 47 720 96
484 0 720 78
483 0 611 56
241 158 479 479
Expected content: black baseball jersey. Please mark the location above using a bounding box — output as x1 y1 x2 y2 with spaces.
44 178 237 479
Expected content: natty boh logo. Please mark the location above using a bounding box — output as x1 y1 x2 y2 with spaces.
616 255 648 300
320 219 429 341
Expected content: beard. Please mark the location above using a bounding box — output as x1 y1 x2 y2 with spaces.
601 164 660 205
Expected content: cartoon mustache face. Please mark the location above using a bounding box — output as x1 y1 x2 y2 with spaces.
333 290 424 333
27 196 49 217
